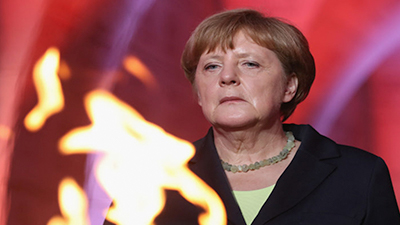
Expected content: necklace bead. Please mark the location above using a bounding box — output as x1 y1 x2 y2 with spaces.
220 131 295 173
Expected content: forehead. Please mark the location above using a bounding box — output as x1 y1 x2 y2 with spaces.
200 32 277 61
202 32 263 55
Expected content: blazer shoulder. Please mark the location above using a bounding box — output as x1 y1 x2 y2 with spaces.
286 123 381 165
334 143 383 167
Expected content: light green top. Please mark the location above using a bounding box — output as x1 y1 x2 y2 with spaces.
233 185 275 225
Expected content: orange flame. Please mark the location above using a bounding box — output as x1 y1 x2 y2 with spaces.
29 47 225 224
58 60 72 81
123 55 158 89
59 90 226 225
47 177 89 225
24 47 64 132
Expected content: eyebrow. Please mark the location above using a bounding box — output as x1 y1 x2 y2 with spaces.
235 53 252 58
202 51 263 62
203 52 253 59
202 54 224 61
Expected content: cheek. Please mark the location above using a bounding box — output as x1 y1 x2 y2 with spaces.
195 83 211 108
195 77 215 99
198 91 213 110
251 82 285 108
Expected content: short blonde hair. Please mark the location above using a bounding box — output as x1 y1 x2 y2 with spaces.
181 9 315 121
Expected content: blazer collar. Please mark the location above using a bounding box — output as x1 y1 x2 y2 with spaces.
190 128 246 225
190 124 341 225
254 124 341 223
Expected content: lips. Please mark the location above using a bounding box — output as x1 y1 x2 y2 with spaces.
219 96 245 104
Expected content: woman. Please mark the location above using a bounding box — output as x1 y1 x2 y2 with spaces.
105 9 400 225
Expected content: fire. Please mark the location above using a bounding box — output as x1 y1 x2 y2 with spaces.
123 55 158 89
59 90 227 225
27 47 226 225
47 177 89 225
24 47 64 132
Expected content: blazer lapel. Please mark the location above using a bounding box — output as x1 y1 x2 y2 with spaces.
253 124 340 224
190 129 246 225
253 148 337 224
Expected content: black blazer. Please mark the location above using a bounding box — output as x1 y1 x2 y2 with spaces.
106 124 400 225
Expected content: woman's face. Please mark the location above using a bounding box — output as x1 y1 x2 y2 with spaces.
194 32 297 130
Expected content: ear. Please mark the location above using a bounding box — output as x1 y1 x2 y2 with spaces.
194 84 202 106
282 73 298 103
197 92 202 106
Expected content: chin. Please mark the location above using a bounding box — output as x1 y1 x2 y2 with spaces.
212 116 259 131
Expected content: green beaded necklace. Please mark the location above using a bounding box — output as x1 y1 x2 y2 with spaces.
220 131 295 173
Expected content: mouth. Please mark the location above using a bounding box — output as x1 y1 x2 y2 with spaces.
219 96 245 104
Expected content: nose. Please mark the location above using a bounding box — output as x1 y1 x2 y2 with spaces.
219 65 240 86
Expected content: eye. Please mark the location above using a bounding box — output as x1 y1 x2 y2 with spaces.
243 61 260 68
204 64 220 71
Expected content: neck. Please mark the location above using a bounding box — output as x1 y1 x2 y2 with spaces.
213 121 287 164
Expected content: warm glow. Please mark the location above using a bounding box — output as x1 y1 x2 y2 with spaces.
58 60 72 80
47 177 89 225
123 55 158 89
0 124 12 140
24 47 64 132
59 90 226 225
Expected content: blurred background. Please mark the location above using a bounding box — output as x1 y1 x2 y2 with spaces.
1 0 400 224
